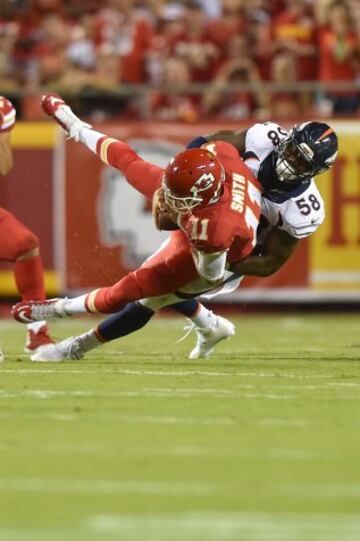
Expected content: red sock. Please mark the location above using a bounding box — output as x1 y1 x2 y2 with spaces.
14 254 46 301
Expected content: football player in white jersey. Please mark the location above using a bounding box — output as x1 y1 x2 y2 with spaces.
20 114 338 363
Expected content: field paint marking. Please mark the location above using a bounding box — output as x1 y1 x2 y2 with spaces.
280 484 360 498
0 477 214 496
0 367 335 379
258 418 310 427
0 441 330 460
49 414 76 421
118 414 234 426
88 512 360 541
1 512 360 541
0 388 296 400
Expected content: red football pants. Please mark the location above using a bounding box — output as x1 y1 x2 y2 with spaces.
88 230 198 313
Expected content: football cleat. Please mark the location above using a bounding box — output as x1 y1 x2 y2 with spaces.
12 299 68 324
31 336 85 362
188 315 235 359
24 324 55 353
41 93 91 141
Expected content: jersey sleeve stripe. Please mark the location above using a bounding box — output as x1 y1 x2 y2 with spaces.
99 137 118 165
85 289 101 313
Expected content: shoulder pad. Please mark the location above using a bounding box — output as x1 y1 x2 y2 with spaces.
244 122 288 178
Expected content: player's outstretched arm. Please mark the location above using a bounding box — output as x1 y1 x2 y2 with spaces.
41 94 163 199
229 229 298 277
0 97 16 175
187 129 247 155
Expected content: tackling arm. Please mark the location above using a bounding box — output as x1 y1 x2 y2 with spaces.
188 129 247 155
229 228 299 277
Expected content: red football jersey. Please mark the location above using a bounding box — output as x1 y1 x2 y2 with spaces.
178 141 262 262
98 137 262 263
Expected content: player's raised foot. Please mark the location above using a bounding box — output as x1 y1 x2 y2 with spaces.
31 336 85 362
24 323 55 354
41 93 91 140
188 315 235 360
12 299 69 324
41 93 66 117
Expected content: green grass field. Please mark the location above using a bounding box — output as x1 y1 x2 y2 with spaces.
0 313 360 541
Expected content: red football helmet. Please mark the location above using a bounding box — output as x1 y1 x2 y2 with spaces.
162 148 225 213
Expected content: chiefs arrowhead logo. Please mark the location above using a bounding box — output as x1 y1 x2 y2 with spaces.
190 172 215 195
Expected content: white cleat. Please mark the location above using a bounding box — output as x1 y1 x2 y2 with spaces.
189 315 235 359
41 93 91 141
12 298 68 323
31 336 85 362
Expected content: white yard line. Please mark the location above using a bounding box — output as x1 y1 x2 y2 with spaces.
0 388 296 400
0 477 215 496
87 512 360 541
2 512 360 541
280 484 360 498
0 367 336 379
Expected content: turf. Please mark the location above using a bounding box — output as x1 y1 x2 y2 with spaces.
0 313 359 541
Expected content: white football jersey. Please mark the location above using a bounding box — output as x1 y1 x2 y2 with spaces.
261 181 325 239
243 122 325 239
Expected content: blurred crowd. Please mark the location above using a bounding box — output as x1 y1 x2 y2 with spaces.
0 0 360 121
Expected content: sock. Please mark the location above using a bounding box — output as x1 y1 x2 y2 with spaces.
27 321 47 333
79 127 104 153
190 304 215 327
96 302 154 342
14 255 45 301
171 299 200 317
62 294 88 315
172 300 215 327
76 329 103 353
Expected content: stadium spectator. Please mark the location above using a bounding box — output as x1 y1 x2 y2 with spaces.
146 3 186 85
318 0 360 115
202 34 267 119
271 0 318 81
170 0 221 83
1 0 360 120
207 0 246 59
269 51 309 118
94 0 154 83
66 14 97 71
151 56 199 122
30 13 68 87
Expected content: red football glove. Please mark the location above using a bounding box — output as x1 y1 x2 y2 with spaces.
0 97 16 132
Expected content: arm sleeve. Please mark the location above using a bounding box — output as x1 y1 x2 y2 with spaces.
186 135 208 148
97 137 163 199
191 249 227 283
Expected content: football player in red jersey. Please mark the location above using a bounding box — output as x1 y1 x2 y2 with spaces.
12 94 262 361
0 97 54 354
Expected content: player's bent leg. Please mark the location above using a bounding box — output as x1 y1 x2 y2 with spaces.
141 296 236 359
0 208 54 351
13 231 197 321
31 302 155 362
